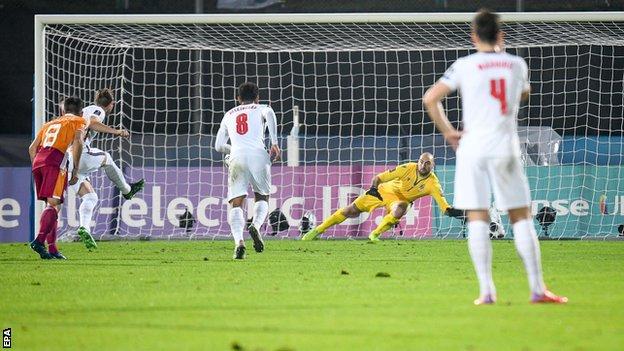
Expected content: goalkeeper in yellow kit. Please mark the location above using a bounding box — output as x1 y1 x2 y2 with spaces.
301 152 465 242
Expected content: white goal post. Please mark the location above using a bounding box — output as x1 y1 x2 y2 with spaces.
34 12 624 240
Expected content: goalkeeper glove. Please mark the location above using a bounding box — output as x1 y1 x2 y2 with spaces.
445 207 465 219
365 186 383 201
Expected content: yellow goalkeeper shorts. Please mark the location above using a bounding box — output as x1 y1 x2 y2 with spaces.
353 188 404 213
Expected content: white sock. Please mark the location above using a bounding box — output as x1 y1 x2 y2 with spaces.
513 219 546 295
229 207 245 246
102 153 131 194
252 200 269 229
467 220 496 298
79 192 98 233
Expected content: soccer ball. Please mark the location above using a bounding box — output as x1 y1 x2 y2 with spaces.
489 221 505 239
299 211 317 235
488 206 506 239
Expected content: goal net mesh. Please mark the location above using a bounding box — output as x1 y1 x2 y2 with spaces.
42 19 624 240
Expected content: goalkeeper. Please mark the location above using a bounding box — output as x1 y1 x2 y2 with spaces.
301 152 464 242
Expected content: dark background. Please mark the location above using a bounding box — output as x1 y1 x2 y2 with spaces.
2 0 623 136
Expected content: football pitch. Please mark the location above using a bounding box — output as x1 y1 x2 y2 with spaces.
1 240 623 351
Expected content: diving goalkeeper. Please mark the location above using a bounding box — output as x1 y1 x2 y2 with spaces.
301 152 464 242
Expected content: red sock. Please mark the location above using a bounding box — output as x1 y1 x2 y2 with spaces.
47 225 58 254
37 207 57 244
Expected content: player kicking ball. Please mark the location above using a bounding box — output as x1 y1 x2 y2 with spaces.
64 89 145 248
29 97 87 259
301 152 465 242
424 9 567 304
215 82 280 259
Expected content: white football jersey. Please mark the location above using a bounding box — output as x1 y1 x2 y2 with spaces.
215 103 278 156
81 105 106 147
439 51 530 157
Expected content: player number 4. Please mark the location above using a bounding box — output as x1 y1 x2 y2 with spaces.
236 113 248 135
489 78 508 114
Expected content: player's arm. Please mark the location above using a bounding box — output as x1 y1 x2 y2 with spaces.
265 107 281 162
521 86 531 102
88 118 129 138
520 58 531 102
424 61 462 150
429 181 464 218
28 131 43 163
69 126 86 185
214 121 231 154
423 82 461 150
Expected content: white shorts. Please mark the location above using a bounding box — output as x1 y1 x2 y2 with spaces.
227 151 271 201
454 155 531 211
68 146 108 193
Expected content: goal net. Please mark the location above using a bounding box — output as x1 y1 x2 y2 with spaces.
35 13 624 240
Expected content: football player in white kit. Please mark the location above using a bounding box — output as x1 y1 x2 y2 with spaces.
65 89 145 248
215 82 280 259
424 10 567 304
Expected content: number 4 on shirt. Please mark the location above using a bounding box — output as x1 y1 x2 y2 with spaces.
490 78 508 114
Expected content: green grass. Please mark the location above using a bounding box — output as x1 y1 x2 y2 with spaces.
1 240 623 351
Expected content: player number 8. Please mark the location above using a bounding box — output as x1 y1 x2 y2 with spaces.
42 123 61 148
236 113 249 135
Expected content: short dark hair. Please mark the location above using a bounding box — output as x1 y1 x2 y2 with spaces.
63 96 83 115
237 82 259 102
95 88 114 108
473 9 500 45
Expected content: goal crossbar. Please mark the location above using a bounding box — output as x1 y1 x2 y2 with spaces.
34 12 624 25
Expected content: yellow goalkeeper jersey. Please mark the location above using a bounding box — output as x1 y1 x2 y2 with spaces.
377 162 451 212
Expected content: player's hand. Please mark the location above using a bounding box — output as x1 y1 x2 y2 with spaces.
365 186 383 201
269 144 281 162
69 172 79 185
117 129 130 138
443 130 463 151
445 207 465 219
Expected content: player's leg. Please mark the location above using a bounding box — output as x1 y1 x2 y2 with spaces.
302 189 386 240
455 156 496 305
229 195 247 259
97 150 144 199
44 167 72 258
68 152 101 248
45 198 66 259
509 207 566 303
78 181 98 234
248 193 268 253
75 181 98 249
466 210 496 305
31 200 57 260
490 157 566 304
508 207 547 298
368 193 406 242
39 198 61 258
251 193 269 230
227 154 250 259
248 154 271 252
30 166 59 259
301 202 366 241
